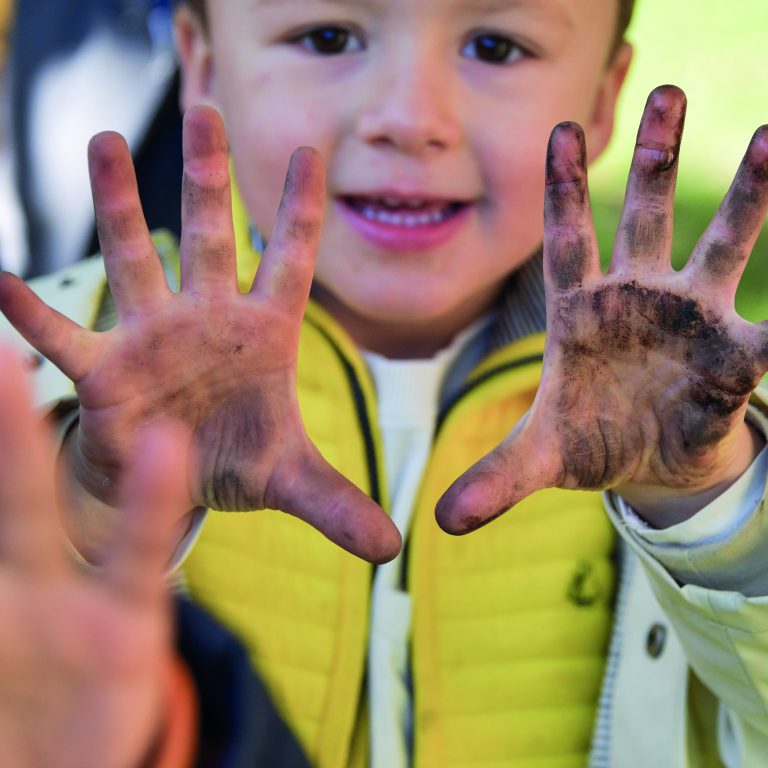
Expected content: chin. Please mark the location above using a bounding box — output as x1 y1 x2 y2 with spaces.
314 271 496 331
353 289 464 321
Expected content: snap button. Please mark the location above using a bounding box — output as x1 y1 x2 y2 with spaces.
646 623 667 658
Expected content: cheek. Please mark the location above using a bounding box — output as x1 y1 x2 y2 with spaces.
213 65 337 233
229 140 286 238
227 110 329 238
475 114 548 192
482 138 548 238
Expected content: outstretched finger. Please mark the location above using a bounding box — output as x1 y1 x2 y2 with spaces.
89 132 171 318
687 125 768 300
611 85 686 274
103 421 194 604
179 106 238 294
0 273 96 382
276 443 401 564
543 122 600 292
0 346 67 574
435 417 562 535
250 147 325 318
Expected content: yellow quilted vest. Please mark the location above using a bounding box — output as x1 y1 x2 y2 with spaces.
181 184 616 768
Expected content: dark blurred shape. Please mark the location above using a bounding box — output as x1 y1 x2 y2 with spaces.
8 0 183 277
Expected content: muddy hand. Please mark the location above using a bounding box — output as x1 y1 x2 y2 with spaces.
0 107 400 564
438 85 768 534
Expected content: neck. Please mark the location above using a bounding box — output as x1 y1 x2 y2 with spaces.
310 283 499 359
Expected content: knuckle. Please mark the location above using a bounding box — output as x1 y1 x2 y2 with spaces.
182 173 230 214
545 179 588 218
96 205 144 243
633 145 677 175
283 210 321 244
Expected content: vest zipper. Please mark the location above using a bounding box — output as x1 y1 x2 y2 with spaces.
434 352 544 438
398 350 544 592
304 318 382 507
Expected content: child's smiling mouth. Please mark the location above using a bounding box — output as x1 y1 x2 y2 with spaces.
336 193 473 252
344 196 466 226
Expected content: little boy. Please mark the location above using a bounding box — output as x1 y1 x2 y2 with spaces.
1 0 768 766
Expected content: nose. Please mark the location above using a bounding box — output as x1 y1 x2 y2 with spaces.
356 50 462 155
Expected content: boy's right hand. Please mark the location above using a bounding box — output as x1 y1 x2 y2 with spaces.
0 106 400 565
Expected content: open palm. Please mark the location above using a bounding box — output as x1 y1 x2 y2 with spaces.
0 107 400 564
438 86 768 533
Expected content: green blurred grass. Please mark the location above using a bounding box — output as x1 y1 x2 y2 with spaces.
589 0 768 322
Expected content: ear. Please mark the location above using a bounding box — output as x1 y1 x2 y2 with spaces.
586 42 633 163
174 5 216 111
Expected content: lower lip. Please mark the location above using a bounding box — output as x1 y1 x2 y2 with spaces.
335 199 473 252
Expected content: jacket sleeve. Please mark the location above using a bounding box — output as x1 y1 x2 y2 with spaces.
0 254 107 406
605 395 768 767
175 596 312 768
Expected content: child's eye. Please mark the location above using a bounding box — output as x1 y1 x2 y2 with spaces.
294 26 364 55
461 33 527 65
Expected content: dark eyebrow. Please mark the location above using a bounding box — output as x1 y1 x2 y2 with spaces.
253 0 574 30
253 0 368 6
253 0 569 11
457 0 573 26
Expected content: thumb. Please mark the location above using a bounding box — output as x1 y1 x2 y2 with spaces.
275 443 401 564
435 415 563 535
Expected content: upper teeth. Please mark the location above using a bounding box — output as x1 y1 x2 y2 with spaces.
381 197 427 209
361 205 448 226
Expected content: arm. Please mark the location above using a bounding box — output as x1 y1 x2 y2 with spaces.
608 399 768 764
0 345 192 768
437 84 768 535
0 106 400 567
436 85 768 762
607 499 768 766
0 345 311 768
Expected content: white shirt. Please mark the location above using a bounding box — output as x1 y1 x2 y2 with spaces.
362 321 485 768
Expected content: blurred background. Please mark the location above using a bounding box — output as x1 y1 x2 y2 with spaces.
590 0 768 320
0 0 180 278
0 0 767 315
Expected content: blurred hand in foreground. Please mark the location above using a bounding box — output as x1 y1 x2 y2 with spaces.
0 345 191 768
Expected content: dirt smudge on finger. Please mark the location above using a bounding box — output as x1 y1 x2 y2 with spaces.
549 236 590 290
623 209 667 255
723 182 766 231
181 175 230 220
701 239 744 279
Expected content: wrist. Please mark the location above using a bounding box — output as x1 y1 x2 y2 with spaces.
616 420 765 528
56 418 120 564
57 418 201 566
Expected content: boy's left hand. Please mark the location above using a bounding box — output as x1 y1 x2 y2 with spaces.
438 85 768 533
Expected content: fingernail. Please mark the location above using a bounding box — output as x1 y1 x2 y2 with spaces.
547 122 587 181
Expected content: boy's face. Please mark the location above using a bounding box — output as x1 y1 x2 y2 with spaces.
177 0 630 356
